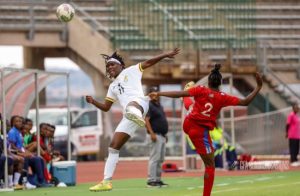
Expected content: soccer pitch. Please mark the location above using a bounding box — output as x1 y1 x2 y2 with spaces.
1 171 299 196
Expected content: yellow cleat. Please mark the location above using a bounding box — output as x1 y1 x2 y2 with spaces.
13 184 24 191
89 180 112 192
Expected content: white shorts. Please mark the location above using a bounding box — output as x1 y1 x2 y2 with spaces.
116 96 149 137
115 116 140 137
124 96 149 117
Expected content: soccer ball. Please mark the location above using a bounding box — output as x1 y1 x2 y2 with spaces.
56 3 75 22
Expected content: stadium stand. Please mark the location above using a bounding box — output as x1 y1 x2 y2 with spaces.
1 3 300 189
0 0 299 108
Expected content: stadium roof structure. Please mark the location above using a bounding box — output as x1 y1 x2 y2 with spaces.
0 67 69 117
0 67 72 188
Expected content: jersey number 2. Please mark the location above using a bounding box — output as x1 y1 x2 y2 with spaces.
201 103 213 117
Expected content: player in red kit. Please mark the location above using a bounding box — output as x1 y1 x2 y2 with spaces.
149 64 262 196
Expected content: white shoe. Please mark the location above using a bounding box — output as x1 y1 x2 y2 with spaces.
57 182 67 187
25 182 36 189
290 161 300 167
125 106 145 127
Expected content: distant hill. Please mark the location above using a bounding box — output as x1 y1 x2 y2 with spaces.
45 68 94 106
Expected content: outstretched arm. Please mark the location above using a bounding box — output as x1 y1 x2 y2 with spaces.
182 81 195 110
149 90 190 99
183 97 194 110
86 96 113 112
141 48 180 70
238 72 263 106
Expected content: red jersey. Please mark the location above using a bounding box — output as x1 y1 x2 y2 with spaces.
183 97 193 110
187 86 239 130
32 134 46 149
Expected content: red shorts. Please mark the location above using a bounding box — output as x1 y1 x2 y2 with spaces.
183 117 214 155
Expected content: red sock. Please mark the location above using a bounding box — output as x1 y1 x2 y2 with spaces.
203 166 215 196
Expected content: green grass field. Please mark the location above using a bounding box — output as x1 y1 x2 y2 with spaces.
1 171 299 196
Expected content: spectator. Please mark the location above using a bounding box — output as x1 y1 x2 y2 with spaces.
0 116 20 189
23 118 33 147
286 103 300 166
145 86 169 187
0 127 14 188
28 123 54 183
29 123 52 163
209 125 224 168
0 114 24 189
209 125 237 170
8 115 46 188
47 124 64 162
7 115 28 189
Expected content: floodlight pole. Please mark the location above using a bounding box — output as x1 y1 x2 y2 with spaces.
181 107 187 171
1 70 8 188
220 109 227 169
67 73 71 161
229 75 235 147
35 73 40 156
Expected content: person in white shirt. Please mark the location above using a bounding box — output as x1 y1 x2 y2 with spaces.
86 48 180 191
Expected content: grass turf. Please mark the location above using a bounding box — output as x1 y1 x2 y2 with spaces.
1 171 299 196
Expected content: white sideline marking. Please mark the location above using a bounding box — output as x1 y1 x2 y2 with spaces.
187 187 195 190
186 188 240 196
213 188 240 194
267 181 300 188
215 183 230 186
212 181 300 194
255 177 271 181
237 180 253 184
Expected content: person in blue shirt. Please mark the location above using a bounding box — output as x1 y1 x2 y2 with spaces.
7 115 30 189
8 116 49 188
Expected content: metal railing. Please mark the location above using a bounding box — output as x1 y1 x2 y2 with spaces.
69 2 112 39
149 0 195 40
258 42 300 103
0 0 68 41
113 0 256 51
264 67 300 103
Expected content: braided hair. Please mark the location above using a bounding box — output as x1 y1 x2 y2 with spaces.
208 64 222 89
101 51 125 79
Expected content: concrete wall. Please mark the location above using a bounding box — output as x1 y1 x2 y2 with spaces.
68 16 113 75
0 32 66 47
243 75 289 109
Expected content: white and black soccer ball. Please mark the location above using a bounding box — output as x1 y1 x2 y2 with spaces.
56 3 75 22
